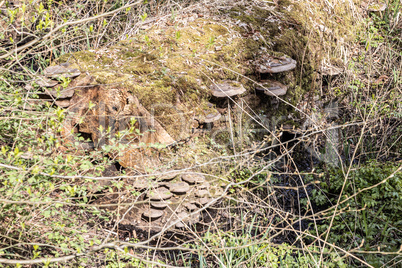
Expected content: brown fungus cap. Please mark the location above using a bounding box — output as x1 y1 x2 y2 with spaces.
195 105 221 124
183 202 198 211
204 112 221 123
256 79 288 96
174 211 190 228
151 201 171 209
195 189 210 198
133 178 153 190
35 76 58 87
254 56 296 73
168 181 190 194
182 173 206 184
142 209 164 221
210 81 246 97
146 187 173 200
55 99 71 108
44 63 81 79
44 88 75 99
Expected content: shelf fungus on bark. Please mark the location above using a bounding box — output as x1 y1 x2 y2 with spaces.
146 187 173 201
183 202 198 211
142 209 164 221
181 173 206 184
173 210 201 228
195 189 210 198
174 211 190 228
44 63 81 79
151 201 171 209
132 178 153 190
94 166 222 231
168 181 190 194
203 112 222 123
254 55 296 73
39 75 95 109
256 79 288 96
54 99 71 108
210 80 246 98
195 105 222 126
44 87 75 99
197 197 212 206
35 76 59 87
158 171 180 181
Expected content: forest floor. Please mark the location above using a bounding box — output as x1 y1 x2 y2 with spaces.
0 0 401 267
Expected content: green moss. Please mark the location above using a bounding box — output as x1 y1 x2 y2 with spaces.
92 72 131 85
100 56 114 65
117 47 152 60
72 51 97 67
139 85 175 107
164 54 187 72
203 24 228 36
274 30 305 60
57 7 327 141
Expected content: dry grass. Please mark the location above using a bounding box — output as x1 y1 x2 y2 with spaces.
0 0 401 267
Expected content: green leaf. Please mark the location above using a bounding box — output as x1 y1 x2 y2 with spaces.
139 12 147 22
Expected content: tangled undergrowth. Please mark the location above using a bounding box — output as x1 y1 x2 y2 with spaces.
0 0 401 267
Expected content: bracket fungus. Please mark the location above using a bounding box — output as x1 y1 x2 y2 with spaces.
210 80 246 98
194 105 222 127
254 55 297 74
132 178 153 190
35 76 58 88
35 64 92 108
42 69 176 173
174 211 191 228
146 187 173 201
44 63 81 79
195 189 210 198
210 81 245 124
197 197 212 206
168 181 191 194
44 88 75 99
256 79 288 96
183 202 198 211
204 112 222 123
142 209 164 221
182 173 206 184
54 99 71 108
151 201 171 209
93 170 221 232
